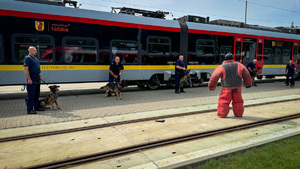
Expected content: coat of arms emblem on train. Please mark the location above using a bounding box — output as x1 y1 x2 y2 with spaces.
35 21 44 31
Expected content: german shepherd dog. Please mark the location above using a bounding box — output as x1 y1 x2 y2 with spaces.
251 67 262 86
179 69 192 88
101 80 128 100
39 85 60 110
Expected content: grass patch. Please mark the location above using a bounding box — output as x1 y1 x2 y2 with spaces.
185 134 300 169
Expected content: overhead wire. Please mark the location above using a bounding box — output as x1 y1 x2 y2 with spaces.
80 0 299 25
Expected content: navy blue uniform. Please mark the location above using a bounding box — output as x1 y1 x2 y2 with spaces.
286 63 295 86
24 55 41 112
247 62 255 75
175 60 185 92
109 61 124 83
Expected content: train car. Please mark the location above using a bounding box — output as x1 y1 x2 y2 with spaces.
0 0 299 88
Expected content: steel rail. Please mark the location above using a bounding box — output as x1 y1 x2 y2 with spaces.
0 97 299 143
28 113 300 169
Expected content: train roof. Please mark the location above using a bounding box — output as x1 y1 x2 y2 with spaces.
187 22 300 41
1 0 300 41
0 0 180 30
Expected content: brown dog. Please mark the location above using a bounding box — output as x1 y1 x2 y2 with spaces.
251 67 261 86
179 69 192 88
102 80 128 100
39 85 60 110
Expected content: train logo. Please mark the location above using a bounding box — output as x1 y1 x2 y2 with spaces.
35 21 44 31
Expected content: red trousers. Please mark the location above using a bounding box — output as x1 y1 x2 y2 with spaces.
217 87 244 118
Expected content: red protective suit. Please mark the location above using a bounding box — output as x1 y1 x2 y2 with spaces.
208 60 252 118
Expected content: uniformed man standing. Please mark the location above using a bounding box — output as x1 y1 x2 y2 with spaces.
24 46 44 114
208 53 252 118
109 56 124 83
175 55 186 94
285 60 296 87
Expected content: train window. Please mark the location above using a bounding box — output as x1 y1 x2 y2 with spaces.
12 34 55 63
293 44 298 62
196 40 215 57
63 37 98 64
220 46 233 55
257 43 263 61
111 40 138 64
235 41 242 61
147 36 171 56
262 48 273 64
0 34 3 63
283 49 291 63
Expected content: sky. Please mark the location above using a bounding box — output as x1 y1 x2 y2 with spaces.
69 0 300 28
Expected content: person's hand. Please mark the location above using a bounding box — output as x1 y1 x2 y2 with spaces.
119 72 122 76
28 79 32 84
183 67 186 70
114 75 118 79
40 77 44 82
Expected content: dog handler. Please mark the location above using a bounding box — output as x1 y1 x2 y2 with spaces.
175 55 186 94
109 56 124 83
24 46 44 114
208 53 252 118
247 59 257 86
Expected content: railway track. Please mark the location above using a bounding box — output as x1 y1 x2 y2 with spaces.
28 112 300 169
1 96 300 169
1 97 299 143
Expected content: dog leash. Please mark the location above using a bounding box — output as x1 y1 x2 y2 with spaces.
21 80 48 91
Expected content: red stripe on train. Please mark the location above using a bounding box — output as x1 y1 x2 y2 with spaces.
0 9 180 32
189 29 300 42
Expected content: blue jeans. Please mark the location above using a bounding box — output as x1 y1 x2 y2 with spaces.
25 76 40 112
175 73 184 92
286 74 295 86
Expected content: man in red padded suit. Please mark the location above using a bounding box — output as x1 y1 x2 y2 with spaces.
208 53 252 118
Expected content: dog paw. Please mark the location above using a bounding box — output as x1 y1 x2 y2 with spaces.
58 107 61 109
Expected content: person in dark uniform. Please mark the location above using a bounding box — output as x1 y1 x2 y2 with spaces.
247 59 257 86
175 55 186 94
24 46 44 114
285 60 296 87
109 56 124 83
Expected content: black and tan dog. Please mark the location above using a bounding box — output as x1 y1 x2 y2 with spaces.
101 80 128 100
179 69 192 88
39 85 60 110
251 67 262 86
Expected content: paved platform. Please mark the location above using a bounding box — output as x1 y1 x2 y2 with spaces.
0 78 298 130
1 95 300 168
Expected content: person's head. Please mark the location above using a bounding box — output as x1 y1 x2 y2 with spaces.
224 53 233 60
179 55 184 61
115 56 120 64
289 60 293 65
253 59 257 64
28 46 37 56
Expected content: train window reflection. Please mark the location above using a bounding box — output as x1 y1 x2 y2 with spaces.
257 43 263 61
111 40 138 64
293 44 298 62
196 40 215 57
262 48 273 64
63 37 98 64
13 34 54 63
0 34 3 63
147 36 171 56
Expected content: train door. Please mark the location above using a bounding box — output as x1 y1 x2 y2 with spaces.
292 42 298 71
256 39 264 73
234 37 243 62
